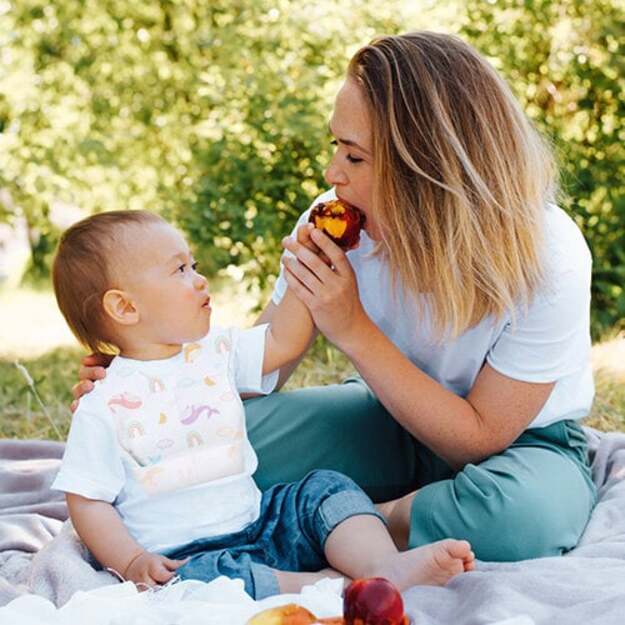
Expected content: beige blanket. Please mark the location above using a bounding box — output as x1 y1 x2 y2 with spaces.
1 430 625 623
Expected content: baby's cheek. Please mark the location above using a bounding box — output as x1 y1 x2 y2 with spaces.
182 287 199 304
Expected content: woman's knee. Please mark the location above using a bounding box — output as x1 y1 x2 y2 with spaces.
410 452 594 561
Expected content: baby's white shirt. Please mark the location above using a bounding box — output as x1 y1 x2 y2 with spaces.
274 189 594 429
52 325 278 552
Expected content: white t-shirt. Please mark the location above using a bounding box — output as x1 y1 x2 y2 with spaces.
52 326 279 552
273 189 594 429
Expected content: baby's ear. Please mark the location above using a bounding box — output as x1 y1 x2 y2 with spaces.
102 289 139 326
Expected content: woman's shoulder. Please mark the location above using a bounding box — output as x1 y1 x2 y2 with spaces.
543 205 591 260
521 204 592 320
542 204 592 280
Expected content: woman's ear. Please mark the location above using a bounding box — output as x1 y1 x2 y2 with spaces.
102 289 139 326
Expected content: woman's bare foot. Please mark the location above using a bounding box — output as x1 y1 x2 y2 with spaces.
369 539 475 591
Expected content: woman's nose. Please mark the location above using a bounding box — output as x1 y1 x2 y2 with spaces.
324 154 348 187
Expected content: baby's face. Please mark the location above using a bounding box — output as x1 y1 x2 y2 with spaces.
118 222 212 346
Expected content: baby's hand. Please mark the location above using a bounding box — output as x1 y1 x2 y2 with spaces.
124 550 189 588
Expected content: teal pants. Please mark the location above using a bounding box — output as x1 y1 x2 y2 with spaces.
245 377 596 562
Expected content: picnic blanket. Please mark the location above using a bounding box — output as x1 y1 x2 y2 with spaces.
1 428 625 624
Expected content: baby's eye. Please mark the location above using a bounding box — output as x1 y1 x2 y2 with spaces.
177 264 186 273
191 261 199 271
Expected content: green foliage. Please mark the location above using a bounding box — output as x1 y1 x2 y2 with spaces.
167 1 423 286
0 0 623 333
458 0 625 338
0 0 419 284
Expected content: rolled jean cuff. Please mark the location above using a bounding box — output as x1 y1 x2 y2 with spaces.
250 562 280 600
318 489 386 548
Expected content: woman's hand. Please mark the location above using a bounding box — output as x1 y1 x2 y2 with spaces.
71 353 114 412
124 550 189 588
293 223 332 265
281 227 371 350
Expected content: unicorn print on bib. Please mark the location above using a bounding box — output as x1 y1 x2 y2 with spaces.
110 329 247 495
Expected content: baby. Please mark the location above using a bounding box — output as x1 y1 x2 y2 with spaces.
51 210 474 599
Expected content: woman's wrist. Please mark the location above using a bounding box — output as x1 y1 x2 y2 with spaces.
334 310 377 358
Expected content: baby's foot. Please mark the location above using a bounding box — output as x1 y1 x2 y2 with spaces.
372 539 475 591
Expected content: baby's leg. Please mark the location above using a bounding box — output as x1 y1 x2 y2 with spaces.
324 514 475 592
272 470 473 594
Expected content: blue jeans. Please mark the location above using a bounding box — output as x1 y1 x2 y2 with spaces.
162 470 383 599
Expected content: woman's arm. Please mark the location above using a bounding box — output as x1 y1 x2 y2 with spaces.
282 229 555 469
340 320 554 469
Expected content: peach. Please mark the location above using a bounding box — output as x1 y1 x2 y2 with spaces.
246 604 317 625
343 578 409 625
308 199 365 250
246 603 345 625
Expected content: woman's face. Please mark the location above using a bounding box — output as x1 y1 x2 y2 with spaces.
325 78 379 240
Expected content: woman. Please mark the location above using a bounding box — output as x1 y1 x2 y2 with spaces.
75 32 596 562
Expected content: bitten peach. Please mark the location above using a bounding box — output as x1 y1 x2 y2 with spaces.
343 578 409 625
308 199 366 249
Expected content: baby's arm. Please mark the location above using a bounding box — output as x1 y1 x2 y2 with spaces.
67 493 187 586
262 287 315 375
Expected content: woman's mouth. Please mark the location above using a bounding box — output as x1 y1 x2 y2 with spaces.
337 196 367 221
337 197 376 239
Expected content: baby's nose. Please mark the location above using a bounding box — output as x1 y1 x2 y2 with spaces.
194 273 208 289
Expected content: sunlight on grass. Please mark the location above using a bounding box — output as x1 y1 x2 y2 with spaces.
0 280 260 360
0 287 77 359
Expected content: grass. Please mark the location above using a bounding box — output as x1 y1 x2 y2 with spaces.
586 369 625 432
0 284 624 440
2 347 80 440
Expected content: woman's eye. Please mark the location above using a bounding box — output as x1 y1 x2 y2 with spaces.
330 139 363 164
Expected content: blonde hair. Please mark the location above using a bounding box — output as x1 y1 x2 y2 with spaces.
52 210 166 354
348 32 556 339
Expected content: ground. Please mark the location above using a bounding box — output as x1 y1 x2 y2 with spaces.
1 284 624 440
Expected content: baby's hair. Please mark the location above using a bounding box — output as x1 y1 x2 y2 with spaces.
52 210 166 354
